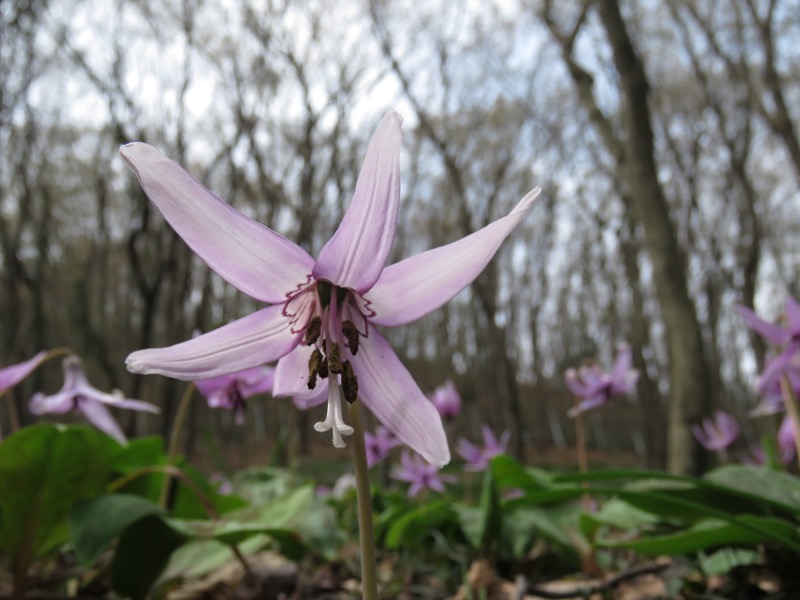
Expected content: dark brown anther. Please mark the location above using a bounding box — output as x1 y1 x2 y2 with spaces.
342 361 358 404
328 342 343 374
304 316 322 346
318 356 329 379
341 320 360 355
307 348 322 389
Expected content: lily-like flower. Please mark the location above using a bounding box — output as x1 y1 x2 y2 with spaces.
691 410 740 451
121 111 538 466
364 425 401 467
457 425 510 471
29 356 159 444
195 365 275 423
391 451 456 497
739 297 800 392
0 351 48 394
429 380 462 419
565 343 640 416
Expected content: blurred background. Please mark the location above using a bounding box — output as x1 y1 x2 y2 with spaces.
2 0 798 474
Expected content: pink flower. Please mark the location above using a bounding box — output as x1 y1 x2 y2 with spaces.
565 343 639 416
429 380 462 419
739 297 800 392
364 425 401 467
195 365 275 423
391 451 456 497
457 425 510 471
0 351 48 394
29 356 159 444
121 111 538 466
691 410 740 451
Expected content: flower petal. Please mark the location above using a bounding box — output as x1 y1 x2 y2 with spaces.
29 390 74 415
312 112 403 293
367 188 539 326
79 400 127 444
351 328 450 466
738 305 790 346
126 305 301 380
120 143 314 303
0 351 47 394
271 345 328 408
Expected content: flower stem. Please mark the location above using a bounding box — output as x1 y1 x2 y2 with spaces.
160 382 195 507
347 400 379 600
779 375 800 462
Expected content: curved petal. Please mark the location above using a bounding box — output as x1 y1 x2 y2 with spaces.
0 351 47 393
126 305 301 380
351 328 450 466
273 344 315 396
79 400 127 444
313 112 403 293
367 188 540 326
29 390 74 415
121 143 313 303
738 305 790 346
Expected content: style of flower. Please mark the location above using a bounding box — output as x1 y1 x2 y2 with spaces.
364 425 401 467
691 410 740 451
739 297 800 392
429 380 462 419
391 451 456 497
121 111 539 466
565 343 640 416
0 351 48 395
457 425 510 471
195 365 276 423
29 356 159 444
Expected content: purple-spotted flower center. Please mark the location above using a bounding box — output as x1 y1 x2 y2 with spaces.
285 279 372 448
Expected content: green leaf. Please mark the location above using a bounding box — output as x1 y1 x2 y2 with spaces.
601 515 800 556
110 515 188 600
0 424 112 567
699 548 760 576
384 500 459 549
705 465 800 514
70 494 164 564
490 455 556 492
158 535 271 583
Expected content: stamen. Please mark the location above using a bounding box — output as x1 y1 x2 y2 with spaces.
328 342 343 374
342 320 360 355
305 316 322 345
307 348 322 390
313 383 354 448
342 361 358 404
318 356 329 379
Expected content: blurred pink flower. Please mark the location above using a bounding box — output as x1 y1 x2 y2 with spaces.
565 343 639 416
739 297 800 393
29 356 159 444
0 351 48 394
391 451 455 497
457 425 510 471
364 425 401 467
195 365 275 424
429 380 461 419
691 410 740 451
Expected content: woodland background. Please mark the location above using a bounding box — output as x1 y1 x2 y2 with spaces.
2 0 799 475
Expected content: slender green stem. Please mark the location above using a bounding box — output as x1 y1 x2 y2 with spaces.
347 400 378 600
159 383 195 507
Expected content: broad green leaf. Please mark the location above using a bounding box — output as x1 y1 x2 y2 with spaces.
699 548 760 576
70 493 164 564
705 465 800 514
158 535 271 583
601 515 800 555
384 499 459 549
0 424 112 566
110 514 187 600
592 498 661 530
490 455 556 493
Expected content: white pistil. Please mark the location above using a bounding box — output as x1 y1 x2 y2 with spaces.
314 380 354 448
